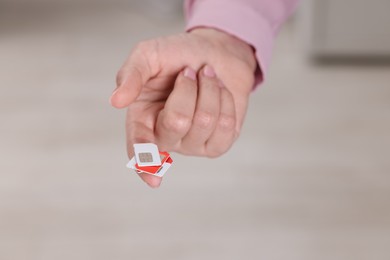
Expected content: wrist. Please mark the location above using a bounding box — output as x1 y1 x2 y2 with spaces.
189 27 257 75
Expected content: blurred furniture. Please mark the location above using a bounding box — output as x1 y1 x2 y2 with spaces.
300 0 390 58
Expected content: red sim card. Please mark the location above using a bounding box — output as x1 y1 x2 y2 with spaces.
135 151 170 174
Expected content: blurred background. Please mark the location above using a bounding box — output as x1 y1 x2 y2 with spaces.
1 0 389 259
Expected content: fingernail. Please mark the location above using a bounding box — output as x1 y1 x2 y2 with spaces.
184 67 196 81
109 88 119 105
111 88 119 96
203 65 216 78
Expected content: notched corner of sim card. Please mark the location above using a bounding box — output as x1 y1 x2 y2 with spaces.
126 156 146 174
126 156 136 169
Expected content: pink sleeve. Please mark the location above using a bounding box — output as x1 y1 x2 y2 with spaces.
184 0 299 86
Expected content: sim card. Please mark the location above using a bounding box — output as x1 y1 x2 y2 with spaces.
135 151 170 173
127 154 173 177
127 143 173 178
133 143 161 167
150 156 173 177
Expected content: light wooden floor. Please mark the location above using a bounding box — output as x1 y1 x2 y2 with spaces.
1 2 390 260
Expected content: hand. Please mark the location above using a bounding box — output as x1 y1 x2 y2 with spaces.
111 28 257 188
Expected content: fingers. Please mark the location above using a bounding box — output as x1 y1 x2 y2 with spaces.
125 65 239 189
110 41 157 109
205 86 237 157
155 67 198 151
137 67 197 188
110 66 144 108
180 65 221 155
153 65 238 157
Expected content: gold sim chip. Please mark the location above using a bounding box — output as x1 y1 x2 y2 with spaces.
138 152 153 163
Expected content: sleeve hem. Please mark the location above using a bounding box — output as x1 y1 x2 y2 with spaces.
185 0 276 88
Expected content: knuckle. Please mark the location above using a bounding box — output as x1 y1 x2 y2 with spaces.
131 39 159 74
162 112 192 135
133 39 158 57
129 42 150 62
134 41 150 52
217 114 236 132
193 111 215 129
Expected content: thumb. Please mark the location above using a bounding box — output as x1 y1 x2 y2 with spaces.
110 42 156 109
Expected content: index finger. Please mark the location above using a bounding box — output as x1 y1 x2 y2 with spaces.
110 41 157 108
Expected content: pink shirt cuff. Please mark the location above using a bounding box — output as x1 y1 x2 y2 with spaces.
184 0 276 87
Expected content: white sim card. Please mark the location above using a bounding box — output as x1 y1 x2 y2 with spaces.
133 143 161 167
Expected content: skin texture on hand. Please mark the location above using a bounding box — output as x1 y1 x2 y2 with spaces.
111 28 257 188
